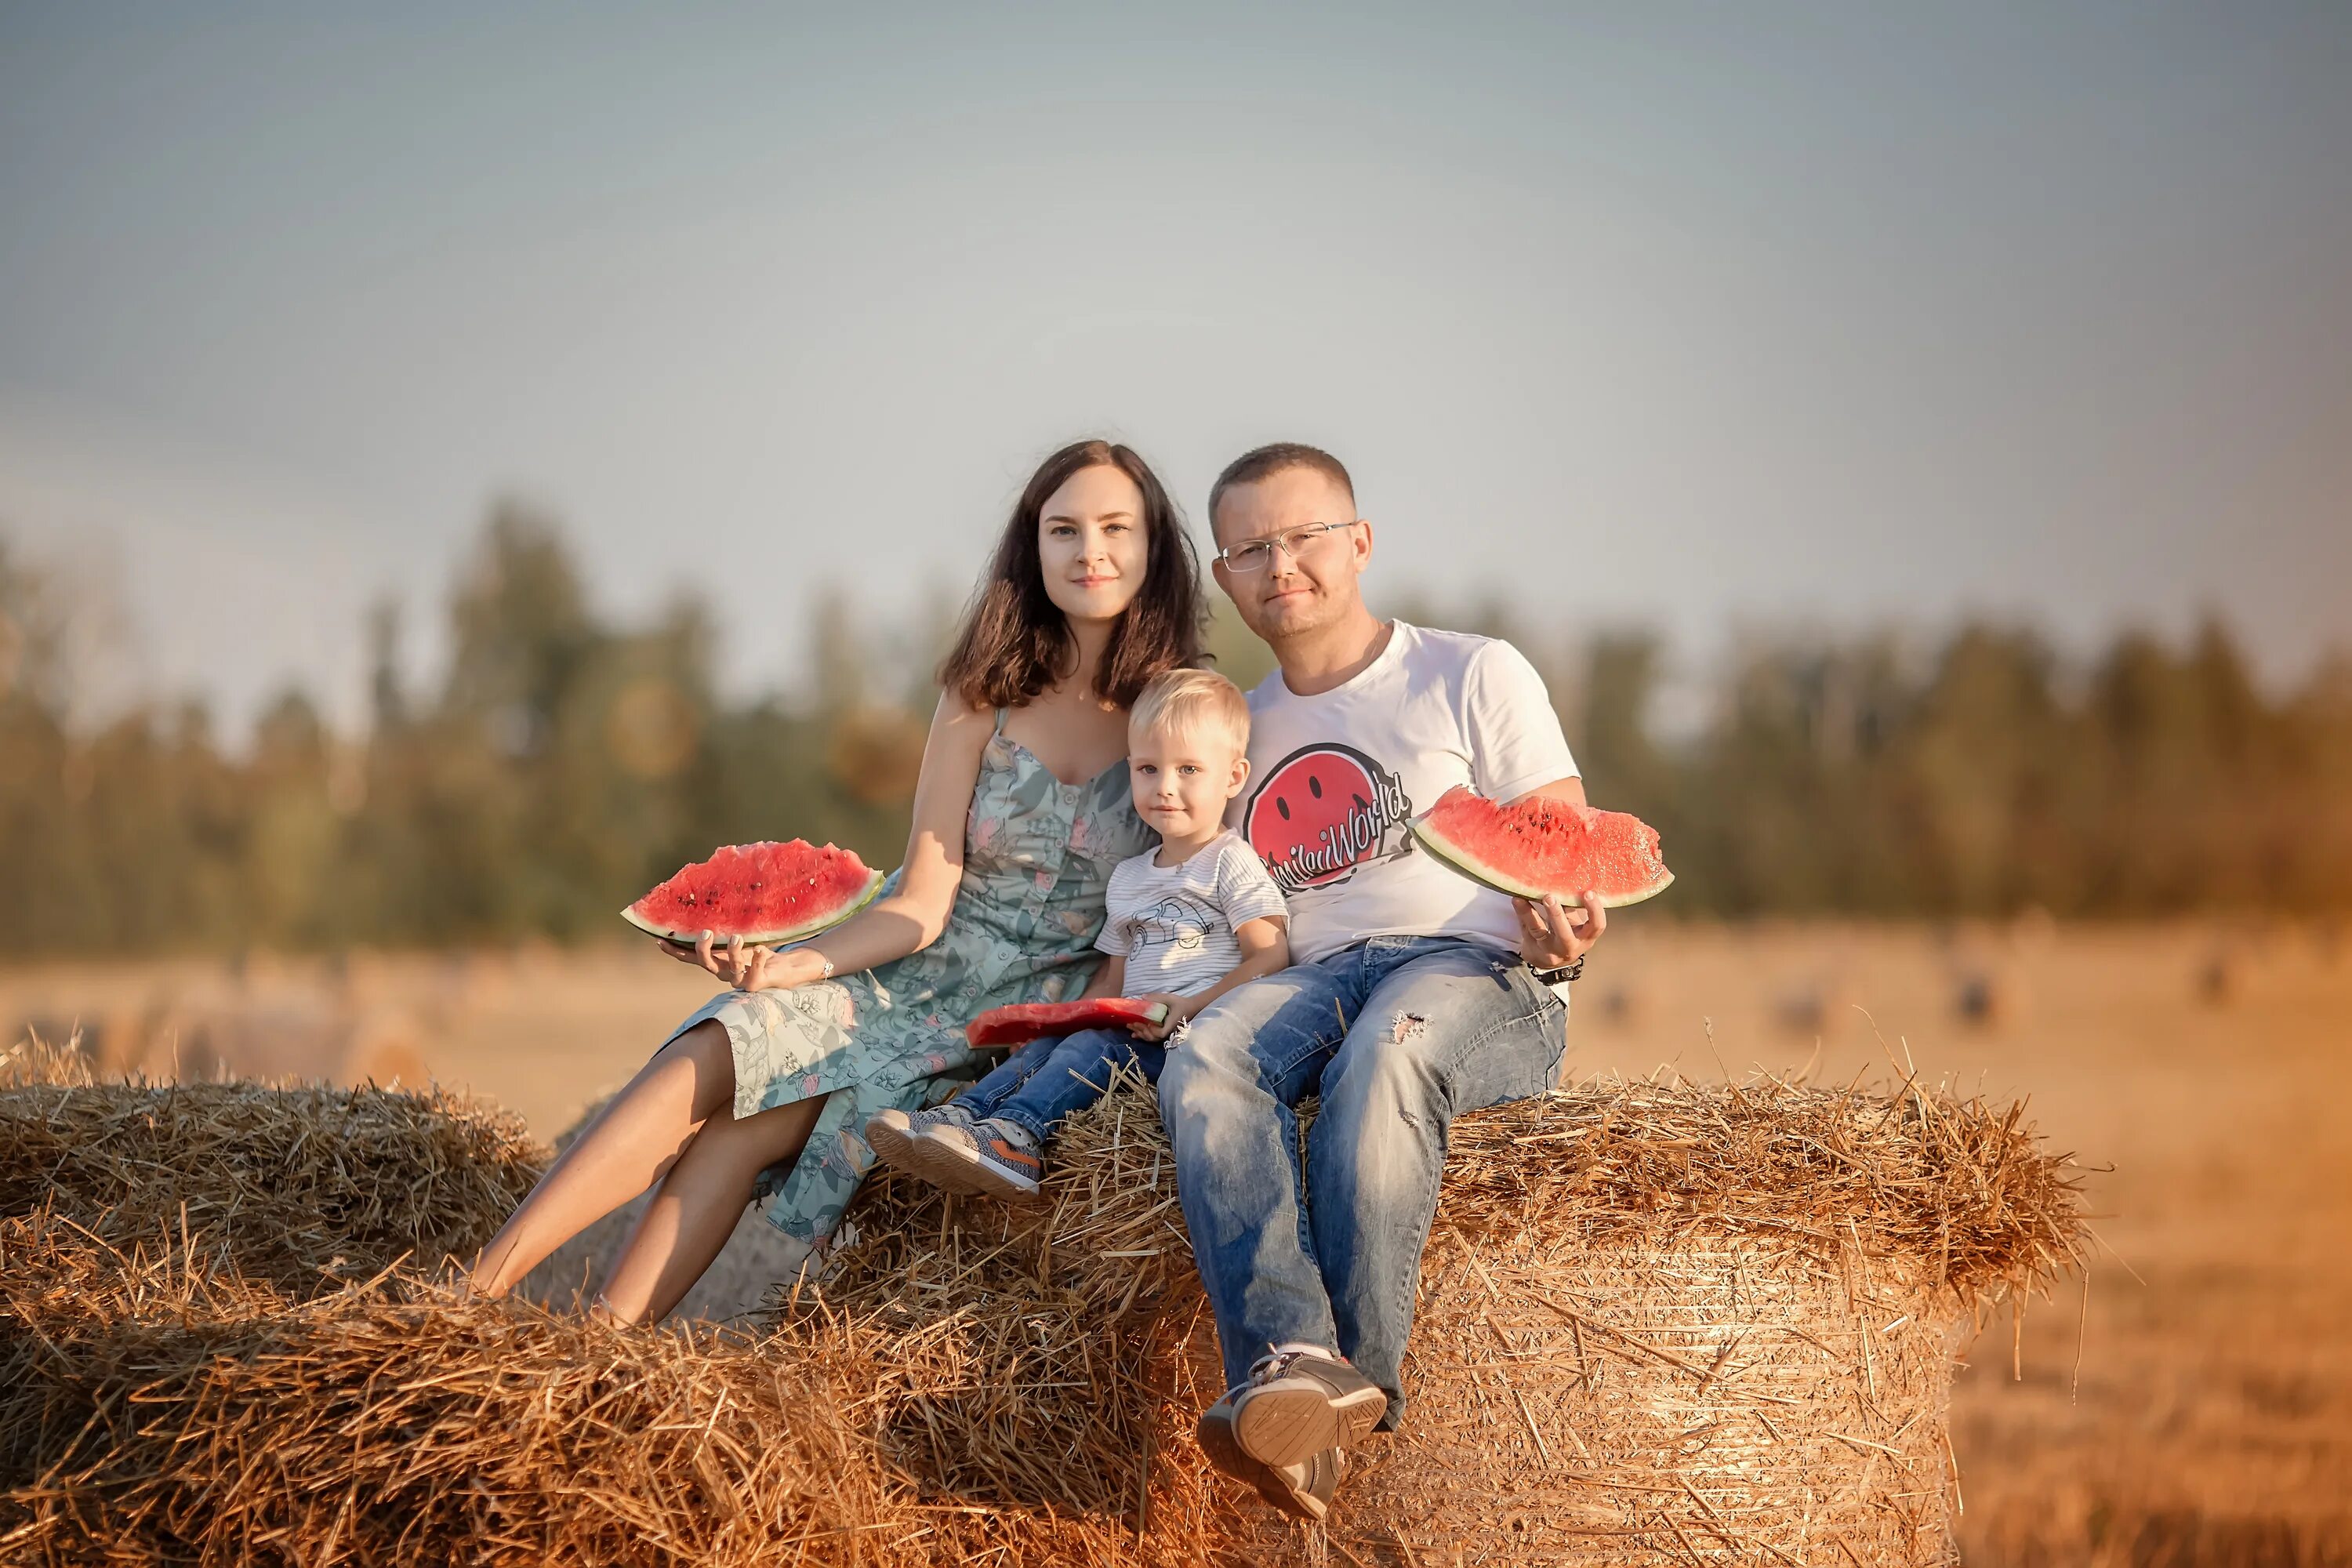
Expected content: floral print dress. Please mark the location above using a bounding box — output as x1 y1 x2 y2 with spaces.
659 712 1151 1250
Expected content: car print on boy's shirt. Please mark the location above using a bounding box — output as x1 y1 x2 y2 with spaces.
1124 892 1218 968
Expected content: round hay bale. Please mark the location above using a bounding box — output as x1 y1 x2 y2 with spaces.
1298 1214 1962 1563
0 1073 545 1292
810 1072 2086 1566
0 1208 1217 1567
0 1212 908 1567
1 1056 2084 1567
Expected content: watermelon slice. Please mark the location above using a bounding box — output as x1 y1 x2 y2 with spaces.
622 840 885 946
1406 786 1674 909
966 997 1172 1049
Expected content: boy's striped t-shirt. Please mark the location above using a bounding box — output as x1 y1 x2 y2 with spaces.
1094 832 1287 998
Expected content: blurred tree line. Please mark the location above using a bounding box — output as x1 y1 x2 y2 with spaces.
2 509 2346 955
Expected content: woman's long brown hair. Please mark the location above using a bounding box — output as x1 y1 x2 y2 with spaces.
938 440 1203 710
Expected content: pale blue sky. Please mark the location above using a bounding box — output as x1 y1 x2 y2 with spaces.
3 3 2347 734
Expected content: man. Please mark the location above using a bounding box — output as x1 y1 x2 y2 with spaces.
1160 443 1607 1522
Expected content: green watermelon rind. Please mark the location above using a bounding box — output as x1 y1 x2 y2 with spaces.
620 866 887 947
1406 815 1675 910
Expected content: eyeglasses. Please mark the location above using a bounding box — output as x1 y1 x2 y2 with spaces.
1214 520 1363 574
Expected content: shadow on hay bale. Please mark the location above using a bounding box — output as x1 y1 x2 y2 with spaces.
515 1093 829 1327
1 1033 2087 1566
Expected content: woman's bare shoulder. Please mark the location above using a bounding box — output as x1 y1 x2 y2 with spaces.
927 688 996 735
915 690 999 791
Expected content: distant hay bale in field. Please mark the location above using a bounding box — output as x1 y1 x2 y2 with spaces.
339 1006 431 1088
1592 981 1641 1025
1953 967 2020 1028
343 1032 431 1089
1772 978 1847 1036
2 1045 2086 1566
2197 946 2243 1006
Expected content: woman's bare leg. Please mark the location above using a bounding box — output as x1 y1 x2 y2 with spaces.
468 1021 738 1297
593 1091 831 1323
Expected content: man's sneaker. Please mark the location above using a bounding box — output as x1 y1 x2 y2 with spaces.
864 1106 1042 1200
1195 1387 1247 1476
1253 1445 1348 1523
1196 1396 1348 1523
1227 1345 1388 1468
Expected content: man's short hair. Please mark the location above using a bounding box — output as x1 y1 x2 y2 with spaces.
1129 667 1250 753
1207 443 1356 535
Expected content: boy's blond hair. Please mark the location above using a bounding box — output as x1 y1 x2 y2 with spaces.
1129 667 1250 753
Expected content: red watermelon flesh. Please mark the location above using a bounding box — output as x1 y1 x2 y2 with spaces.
1407 786 1673 909
622 840 885 946
966 997 1172 1049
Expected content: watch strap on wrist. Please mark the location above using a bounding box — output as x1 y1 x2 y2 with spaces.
1531 955 1584 985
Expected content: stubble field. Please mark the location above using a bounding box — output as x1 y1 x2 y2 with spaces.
6 920 2347 1565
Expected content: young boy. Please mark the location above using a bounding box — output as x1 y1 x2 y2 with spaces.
866 668 1289 1201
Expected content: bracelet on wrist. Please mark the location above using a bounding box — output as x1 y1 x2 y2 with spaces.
1530 955 1584 985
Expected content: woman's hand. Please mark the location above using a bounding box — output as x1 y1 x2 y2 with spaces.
1126 993 1196 1044
1512 891 1606 971
658 931 825 993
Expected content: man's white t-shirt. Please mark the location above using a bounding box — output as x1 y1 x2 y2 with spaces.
1229 621 1579 966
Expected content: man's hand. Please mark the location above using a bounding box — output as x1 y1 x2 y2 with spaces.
1127 993 1196 1043
656 931 818 992
1512 891 1606 971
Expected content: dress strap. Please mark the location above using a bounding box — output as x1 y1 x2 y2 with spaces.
992 706 1007 735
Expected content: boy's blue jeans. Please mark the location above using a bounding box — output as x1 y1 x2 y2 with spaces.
1156 936 1566 1423
957 1025 1165 1146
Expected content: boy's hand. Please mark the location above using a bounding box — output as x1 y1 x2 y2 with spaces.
1127 993 1195 1043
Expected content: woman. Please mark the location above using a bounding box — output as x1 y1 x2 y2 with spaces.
470 439 1203 1322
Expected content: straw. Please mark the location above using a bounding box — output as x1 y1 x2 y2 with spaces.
2 1035 2088 1566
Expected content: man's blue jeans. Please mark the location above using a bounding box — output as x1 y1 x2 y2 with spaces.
1156 936 1566 1423
958 1025 1164 1146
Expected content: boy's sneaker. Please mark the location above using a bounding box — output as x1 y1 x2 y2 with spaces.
863 1103 971 1179
1223 1344 1387 1468
1196 1399 1350 1523
864 1106 1042 1200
